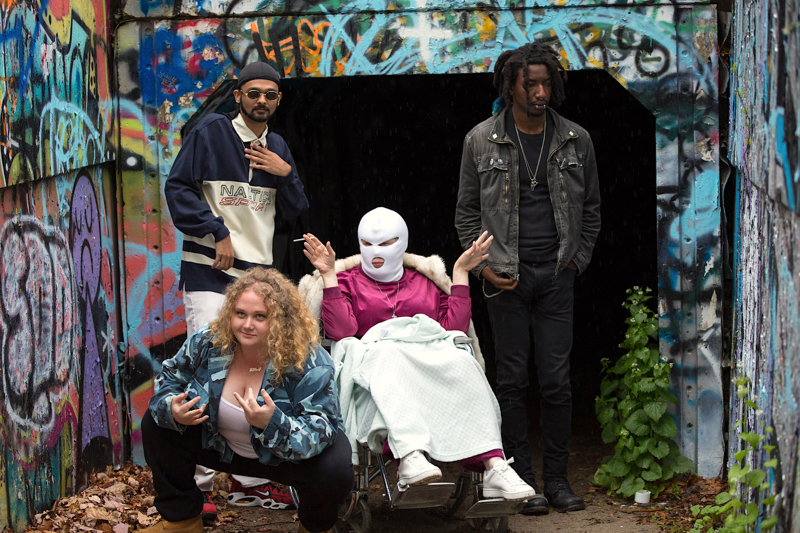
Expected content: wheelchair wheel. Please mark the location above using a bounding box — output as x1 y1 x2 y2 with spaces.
469 515 508 533
333 497 371 533
430 471 471 519
467 483 508 533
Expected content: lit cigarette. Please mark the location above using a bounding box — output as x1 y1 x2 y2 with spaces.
293 238 305 242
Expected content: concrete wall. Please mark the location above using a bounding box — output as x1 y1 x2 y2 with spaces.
115 0 724 476
0 0 121 528
730 0 800 530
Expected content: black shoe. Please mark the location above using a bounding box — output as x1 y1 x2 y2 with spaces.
543 480 585 512
520 492 549 515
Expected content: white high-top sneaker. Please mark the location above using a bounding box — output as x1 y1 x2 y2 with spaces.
397 450 442 486
483 458 537 501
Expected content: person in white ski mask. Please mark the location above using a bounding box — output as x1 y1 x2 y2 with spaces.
357 208 408 284
301 208 538 504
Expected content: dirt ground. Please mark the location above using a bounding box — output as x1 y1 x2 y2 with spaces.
202 417 664 533
205 477 663 533
26 414 720 533
206 491 662 533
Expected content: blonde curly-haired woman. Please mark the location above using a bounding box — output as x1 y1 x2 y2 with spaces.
141 268 352 533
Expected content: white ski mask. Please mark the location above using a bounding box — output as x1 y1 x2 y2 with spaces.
358 208 408 283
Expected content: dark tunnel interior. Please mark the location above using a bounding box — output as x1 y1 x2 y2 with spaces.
272 70 658 434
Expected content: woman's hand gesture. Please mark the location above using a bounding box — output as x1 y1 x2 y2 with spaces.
303 233 336 274
303 233 339 288
233 388 276 430
451 231 492 287
455 231 493 273
170 391 209 426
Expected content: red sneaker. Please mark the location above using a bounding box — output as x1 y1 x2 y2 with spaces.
201 492 218 523
228 479 296 510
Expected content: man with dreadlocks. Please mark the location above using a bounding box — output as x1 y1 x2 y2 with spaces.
455 42 601 515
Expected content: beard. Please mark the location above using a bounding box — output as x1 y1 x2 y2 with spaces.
525 100 547 117
241 104 271 123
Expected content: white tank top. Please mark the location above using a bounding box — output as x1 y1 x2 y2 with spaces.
217 397 259 459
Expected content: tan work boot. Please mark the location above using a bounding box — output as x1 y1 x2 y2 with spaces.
297 523 332 533
138 515 203 533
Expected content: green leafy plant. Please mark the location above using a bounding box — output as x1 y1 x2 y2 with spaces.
688 376 777 532
593 286 694 498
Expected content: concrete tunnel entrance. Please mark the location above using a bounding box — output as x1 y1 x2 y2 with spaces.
271 70 657 442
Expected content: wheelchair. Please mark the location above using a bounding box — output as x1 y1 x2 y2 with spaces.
330 444 524 533
296 259 524 532
297 337 523 533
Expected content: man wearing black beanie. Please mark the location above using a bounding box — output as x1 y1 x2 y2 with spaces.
164 61 309 526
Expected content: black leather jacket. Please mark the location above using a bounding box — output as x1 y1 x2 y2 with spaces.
456 107 601 279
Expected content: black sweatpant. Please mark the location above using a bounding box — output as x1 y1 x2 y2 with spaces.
142 411 353 532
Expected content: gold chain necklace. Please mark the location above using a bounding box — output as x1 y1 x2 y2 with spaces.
515 118 546 191
235 346 264 372
373 279 401 318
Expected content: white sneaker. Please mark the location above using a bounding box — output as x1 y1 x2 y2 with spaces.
482 458 537 501
398 451 442 486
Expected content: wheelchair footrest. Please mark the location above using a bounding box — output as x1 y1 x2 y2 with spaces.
464 498 526 518
390 482 455 509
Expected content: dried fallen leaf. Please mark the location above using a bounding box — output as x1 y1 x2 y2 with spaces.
85 507 115 522
112 524 129 533
217 510 240 524
107 483 130 494
104 499 124 513
136 512 157 526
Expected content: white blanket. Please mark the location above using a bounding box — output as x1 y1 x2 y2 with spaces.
333 314 502 465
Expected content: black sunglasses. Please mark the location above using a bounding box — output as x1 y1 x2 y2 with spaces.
243 89 280 101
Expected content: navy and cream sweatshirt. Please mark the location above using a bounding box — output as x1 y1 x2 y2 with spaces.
165 112 309 293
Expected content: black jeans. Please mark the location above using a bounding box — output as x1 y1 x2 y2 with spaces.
142 411 353 532
486 260 575 484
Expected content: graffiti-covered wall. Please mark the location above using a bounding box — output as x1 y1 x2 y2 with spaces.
0 0 114 184
0 167 123 531
115 0 723 477
0 0 119 526
730 0 800 530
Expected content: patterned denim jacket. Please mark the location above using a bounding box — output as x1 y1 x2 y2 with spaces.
149 325 345 465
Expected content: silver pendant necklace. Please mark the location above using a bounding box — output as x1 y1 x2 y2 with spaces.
373 279 401 318
515 118 546 191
